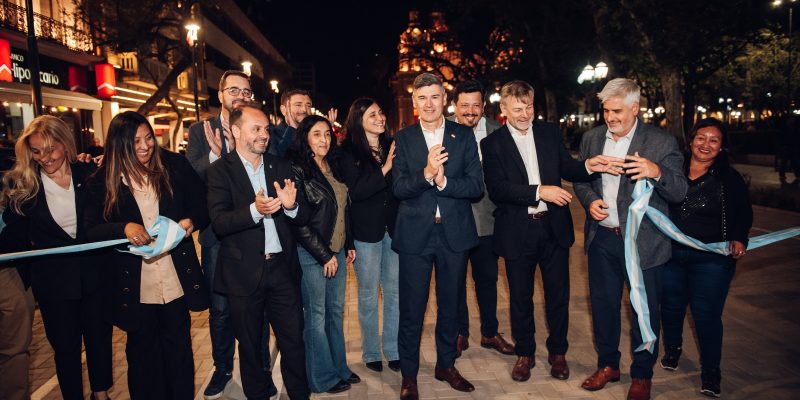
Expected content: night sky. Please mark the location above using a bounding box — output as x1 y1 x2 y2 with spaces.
236 0 453 116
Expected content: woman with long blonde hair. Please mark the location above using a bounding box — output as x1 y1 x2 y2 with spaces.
0 115 113 400
83 111 209 400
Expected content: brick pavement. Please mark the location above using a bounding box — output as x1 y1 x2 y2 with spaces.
28 193 800 399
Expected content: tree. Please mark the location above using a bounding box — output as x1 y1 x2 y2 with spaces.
75 0 215 147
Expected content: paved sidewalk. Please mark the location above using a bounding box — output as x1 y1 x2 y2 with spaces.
28 196 800 399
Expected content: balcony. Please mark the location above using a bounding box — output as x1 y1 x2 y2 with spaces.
0 1 94 53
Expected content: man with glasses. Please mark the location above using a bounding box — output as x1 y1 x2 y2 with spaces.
187 70 274 399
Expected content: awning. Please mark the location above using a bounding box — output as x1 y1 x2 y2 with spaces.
0 81 103 111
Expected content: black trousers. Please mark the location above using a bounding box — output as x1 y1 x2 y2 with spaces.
37 290 113 400
588 227 662 379
398 225 468 377
227 254 309 400
126 297 194 400
457 235 500 338
504 218 569 357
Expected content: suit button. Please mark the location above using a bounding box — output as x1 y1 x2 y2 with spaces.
181 251 187 256
122 287 130 293
186 268 192 273
121 303 128 309
193 284 200 290
123 269 130 275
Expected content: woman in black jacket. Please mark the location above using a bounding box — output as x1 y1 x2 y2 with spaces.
0 115 112 400
659 118 753 398
341 98 400 373
84 111 209 400
287 115 359 394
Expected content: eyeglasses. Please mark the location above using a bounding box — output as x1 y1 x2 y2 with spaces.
223 87 253 97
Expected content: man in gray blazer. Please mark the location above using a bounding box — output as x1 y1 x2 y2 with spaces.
447 80 514 358
573 78 687 400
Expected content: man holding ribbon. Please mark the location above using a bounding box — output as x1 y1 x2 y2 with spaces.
574 78 687 400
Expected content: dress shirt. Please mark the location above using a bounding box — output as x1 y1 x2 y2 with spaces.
599 119 637 228
420 117 448 218
41 172 77 239
238 152 298 254
472 117 488 161
208 114 233 164
128 178 184 304
507 123 547 214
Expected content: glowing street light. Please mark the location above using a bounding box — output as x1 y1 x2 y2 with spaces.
241 61 252 77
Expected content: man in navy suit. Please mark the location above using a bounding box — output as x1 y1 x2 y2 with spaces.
480 81 623 384
392 73 484 400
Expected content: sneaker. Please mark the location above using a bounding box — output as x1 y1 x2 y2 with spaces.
204 370 232 399
660 346 682 371
700 369 721 398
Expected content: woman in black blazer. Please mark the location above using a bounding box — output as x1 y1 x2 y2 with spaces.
341 98 400 373
84 111 209 400
0 115 112 400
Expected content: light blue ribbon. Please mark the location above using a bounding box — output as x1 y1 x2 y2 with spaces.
0 216 186 263
625 180 800 353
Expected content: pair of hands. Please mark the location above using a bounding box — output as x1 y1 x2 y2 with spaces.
424 144 447 187
587 152 663 221
255 179 297 216
124 218 194 246
322 250 356 278
205 120 235 157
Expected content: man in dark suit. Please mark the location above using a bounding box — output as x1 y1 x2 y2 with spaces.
268 89 311 157
392 73 484 400
187 70 274 399
206 104 310 400
446 80 514 358
481 80 622 383
574 78 687 400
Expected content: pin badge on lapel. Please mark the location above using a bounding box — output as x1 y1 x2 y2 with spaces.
269 164 273 169
450 134 456 138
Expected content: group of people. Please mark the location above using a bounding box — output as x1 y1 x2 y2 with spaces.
0 69 752 400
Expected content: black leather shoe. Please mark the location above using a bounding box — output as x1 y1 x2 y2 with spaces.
388 360 401 372
326 380 351 393
347 372 361 384
366 361 383 372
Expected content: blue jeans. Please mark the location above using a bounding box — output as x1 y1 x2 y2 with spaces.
353 233 400 363
661 246 735 372
297 247 351 392
202 242 269 374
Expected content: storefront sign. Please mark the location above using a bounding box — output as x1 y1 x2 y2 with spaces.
0 39 11 82
4 47 87 91
95 63 116 98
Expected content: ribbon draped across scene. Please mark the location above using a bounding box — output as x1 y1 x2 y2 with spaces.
625 180 800 354
0 216 186 263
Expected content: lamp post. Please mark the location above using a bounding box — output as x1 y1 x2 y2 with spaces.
774 0 796 112
269 80 279 121
577 61 609 124
185 4 201 122
24 0 43 115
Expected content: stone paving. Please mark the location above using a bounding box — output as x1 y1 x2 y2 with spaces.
27 188 800 400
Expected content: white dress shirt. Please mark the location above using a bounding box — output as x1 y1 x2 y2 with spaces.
507 123 547 214
41 172 77 239
473 117 488 161
599 120 638 228
421 117 448 218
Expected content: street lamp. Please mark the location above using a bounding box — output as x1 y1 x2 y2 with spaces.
774 0 797 111
577 61 610 124
185 3 201 122
269 79 279 120
241 61 252 77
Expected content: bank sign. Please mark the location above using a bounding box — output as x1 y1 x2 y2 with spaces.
0 42 86 92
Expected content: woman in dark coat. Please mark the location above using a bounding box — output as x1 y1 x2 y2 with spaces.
0 115 112 400
287 115 359 393
659 117 753 398
84 111 209 400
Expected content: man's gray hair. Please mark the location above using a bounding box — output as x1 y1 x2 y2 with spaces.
597 78 640 106
413 73 443 90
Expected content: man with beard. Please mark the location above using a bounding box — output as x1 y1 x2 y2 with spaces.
446 80 515 358
268 89 312 157
187 70 273 399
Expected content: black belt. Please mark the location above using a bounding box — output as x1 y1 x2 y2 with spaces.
528 211 549 220
264 252 282 261
600 226 622 236
434 216 443 224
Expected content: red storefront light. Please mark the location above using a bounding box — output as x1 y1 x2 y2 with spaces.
0 39 12 83
95 63 116 98
68 66 87 92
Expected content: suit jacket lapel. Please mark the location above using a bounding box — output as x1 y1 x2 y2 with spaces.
263 154 277 198
499 127 529 181
532 125 547 178
226 152 255 197
617 120 646 199
409 124 430 167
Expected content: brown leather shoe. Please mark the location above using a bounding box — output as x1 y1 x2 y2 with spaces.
581 366 621 391
434 366 475 392
400 377 419 400
455 335 469 358
511 356 535 382
480 334 515 355
627 378 652 400
548 354 570 380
